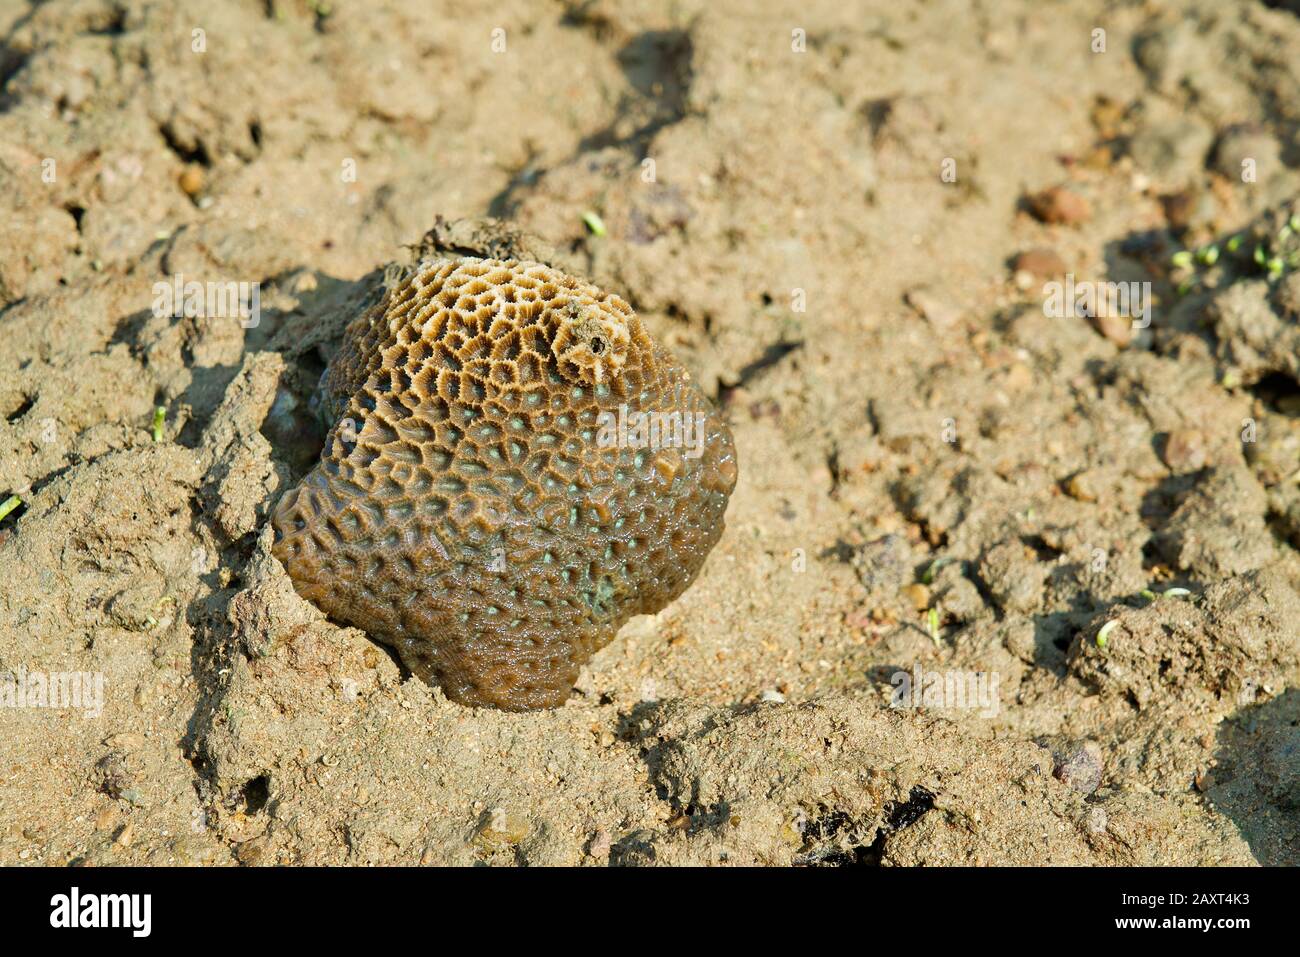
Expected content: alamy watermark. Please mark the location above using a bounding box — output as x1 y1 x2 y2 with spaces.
596 404 706 460
151 273 261 328
1 667 104 717
890 664 1000 717
50 887 151 937
1043 273 1150 329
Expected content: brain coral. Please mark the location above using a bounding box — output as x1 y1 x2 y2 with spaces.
272 257 737 711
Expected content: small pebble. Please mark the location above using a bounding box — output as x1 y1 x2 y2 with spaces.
1012 247 1068 279
1065 471 1100 503
1027 186 1092 226
1162 428 1207 472
178 165 204 197
1053 741 1103 794
905 288 961 329
236 836 268 866
472 807 529 849
902 582 931 611
1091 310 1133 346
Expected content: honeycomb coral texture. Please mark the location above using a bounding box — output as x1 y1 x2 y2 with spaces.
272 258 737 711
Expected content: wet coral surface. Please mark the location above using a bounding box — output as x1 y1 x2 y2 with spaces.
273 257 735 710
0 0 1297 866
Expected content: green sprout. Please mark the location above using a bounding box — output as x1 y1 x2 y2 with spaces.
0 495 21 523
151 406 166 442
1096 619 1119 649
1173 220 1300 297
1140 585 1192 603
926 607 941 644
581 211 607 237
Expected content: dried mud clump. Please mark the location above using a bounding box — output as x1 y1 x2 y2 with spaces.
272 258 737 711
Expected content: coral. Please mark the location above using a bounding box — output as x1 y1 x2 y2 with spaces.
272 257 737 710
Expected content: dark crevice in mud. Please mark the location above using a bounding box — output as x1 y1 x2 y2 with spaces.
85 3 127 36
825 446 845 496
817 537 858 565
1022 534 1063 563
240 773 271 815
859 786 939 865
716 340 804 401
173 364 242 449
796 787 936 866
1246 370 1300 415
0 44 26 112
489 28 695 218
179 582 240 792
159 122 213 167
966 556 1006 624
1260 0 1300 18
604 701 672 866
621 701 745 858
64 203 86 233
106 307 155 357
557 3 624 44
795 807 873 866
1031 610 1087 672
884 786 937 830
0 0 39 108
486 149 544 219
608 830 657 866
1207 689 1300 865
861 96 898 144
1265 511 1299 550
28 460 80 497
4 393 34 422
573 108 683 163
178 493 252 798
1138 472 1202 532
578 29 694 160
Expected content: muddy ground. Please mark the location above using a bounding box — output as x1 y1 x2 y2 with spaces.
1 0 1298 866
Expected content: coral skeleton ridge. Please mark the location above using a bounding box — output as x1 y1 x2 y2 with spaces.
272 256 737 711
